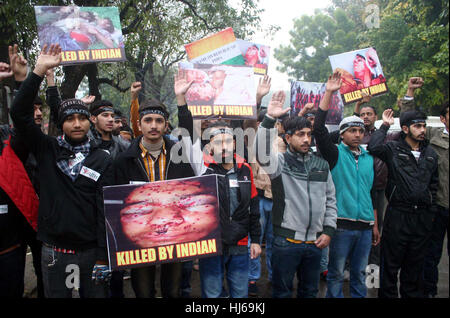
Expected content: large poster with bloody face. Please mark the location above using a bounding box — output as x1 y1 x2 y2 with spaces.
290 81 344 125
179 62 257 120
103 175 222 270
34 6 126 65
329 47 388 105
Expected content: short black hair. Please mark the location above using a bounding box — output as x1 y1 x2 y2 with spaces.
360 105 377 115
207 120 232 130
440 101 449 117
283 117 312 135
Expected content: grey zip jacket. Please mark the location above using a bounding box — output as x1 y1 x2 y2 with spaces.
255 115 337 241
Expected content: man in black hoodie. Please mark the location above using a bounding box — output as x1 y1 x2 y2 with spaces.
10 44 113 298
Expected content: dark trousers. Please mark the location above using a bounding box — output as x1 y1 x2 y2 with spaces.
131 262 182 298
379 206 434 298
41 244 99 298
423 206 449 297
180 261 193 297
0 246 25 297
368 189 387 265
21 224 44 298
110 271 124 298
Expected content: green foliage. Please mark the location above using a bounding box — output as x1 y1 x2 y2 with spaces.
276 0 449 116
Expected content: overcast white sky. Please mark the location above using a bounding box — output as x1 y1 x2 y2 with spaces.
248 0 332 91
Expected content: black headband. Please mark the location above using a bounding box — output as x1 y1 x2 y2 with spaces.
91 106 115 116
139 108 168 120
210 128 234 139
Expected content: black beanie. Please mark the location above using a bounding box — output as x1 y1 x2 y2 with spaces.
400 110 427 128
58 99 90 128
34 95 43 105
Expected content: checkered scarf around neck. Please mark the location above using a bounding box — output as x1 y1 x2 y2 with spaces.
56 135 91 181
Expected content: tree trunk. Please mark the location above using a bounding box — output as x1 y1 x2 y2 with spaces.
60 65 88 100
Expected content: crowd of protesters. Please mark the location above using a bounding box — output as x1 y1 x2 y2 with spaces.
0 43 448 299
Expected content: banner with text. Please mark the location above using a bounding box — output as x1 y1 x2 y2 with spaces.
185 28 245 66
291 81 344 125
179 62 256 120
329 47 388 105
34 6 126 65
236 39 270 75
103 175 222 270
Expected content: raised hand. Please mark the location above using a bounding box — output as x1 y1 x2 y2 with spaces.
325 71 342 93
8 44 28 82
267 91 289 119
256 75 271 104
130 81 142 101
408 77 424 90
46 68 55 86
382 108 394 126
34 44 62 77
81 95 96 105
174 69 194 105
299 102 314 117
0 62 13 81
360 91 372 104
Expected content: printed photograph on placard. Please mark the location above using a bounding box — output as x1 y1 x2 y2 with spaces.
236 39 270 75
329 47 388 105
291 81 344 125
103 175 222 270
34 5 126 65
179 62 256 120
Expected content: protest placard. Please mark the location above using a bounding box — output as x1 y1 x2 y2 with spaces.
329 47 388 105
103 175 222 270
184 27 245 66
291 81 344 125
34 6 126 65
179 62 256 120
236 39 270 75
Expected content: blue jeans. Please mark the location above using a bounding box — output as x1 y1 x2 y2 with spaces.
199 252 249 298
271 236 322 298
326 228 372 298
423 206 449 297
320 246 329 273
248 195 273 282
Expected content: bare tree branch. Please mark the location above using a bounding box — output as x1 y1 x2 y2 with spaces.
98 77 130 93
176 0 215 31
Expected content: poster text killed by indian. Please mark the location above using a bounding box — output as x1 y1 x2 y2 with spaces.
103 175 222 270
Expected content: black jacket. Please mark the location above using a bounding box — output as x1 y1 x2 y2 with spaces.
10 72 113 260
368 124 439 211
204 158 261 247
113 135 195 185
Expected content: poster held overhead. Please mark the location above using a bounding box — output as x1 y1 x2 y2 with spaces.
184 27 245 66
290 81 344 125
236 39 270 75
179 62 256 120
34 5 126 65
329 47 388 105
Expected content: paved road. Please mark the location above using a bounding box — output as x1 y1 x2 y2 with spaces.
24 235 448 298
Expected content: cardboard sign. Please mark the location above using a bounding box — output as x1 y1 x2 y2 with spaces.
329 47 388 104
34 6 126 65
103 175 222 270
